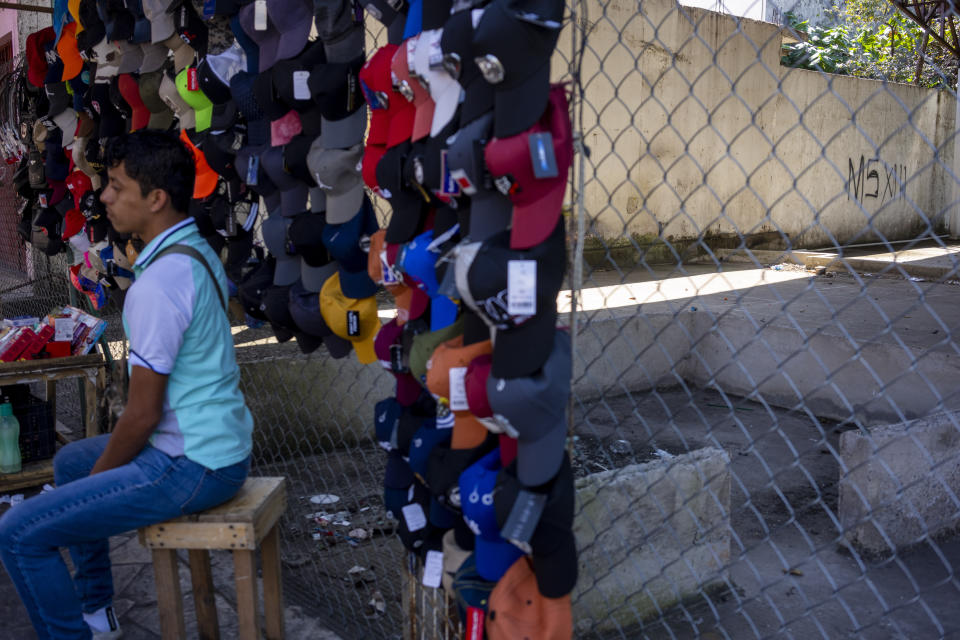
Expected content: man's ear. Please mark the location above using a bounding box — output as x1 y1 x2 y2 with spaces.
147 188 169 213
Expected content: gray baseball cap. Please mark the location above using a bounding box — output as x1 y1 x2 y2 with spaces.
486 329 571 486
306 140 365 224
446 111 511 241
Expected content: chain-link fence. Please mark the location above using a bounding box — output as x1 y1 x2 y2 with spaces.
5 0 960 636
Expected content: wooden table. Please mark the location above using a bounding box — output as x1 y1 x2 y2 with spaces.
0 354 106 492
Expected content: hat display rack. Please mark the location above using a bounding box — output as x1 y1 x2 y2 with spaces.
16 0 576 632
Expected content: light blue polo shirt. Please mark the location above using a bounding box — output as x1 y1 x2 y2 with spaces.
123 218 253 470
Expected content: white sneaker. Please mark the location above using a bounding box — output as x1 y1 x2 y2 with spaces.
85 605 123 639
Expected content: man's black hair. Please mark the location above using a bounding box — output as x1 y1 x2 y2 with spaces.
103 131 195 214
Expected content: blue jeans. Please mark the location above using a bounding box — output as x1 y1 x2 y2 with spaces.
0 435 249 639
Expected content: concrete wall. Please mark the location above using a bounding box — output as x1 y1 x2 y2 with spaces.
563 0 956 250
839 412 960 556
14 0 51 58
0 10 18 55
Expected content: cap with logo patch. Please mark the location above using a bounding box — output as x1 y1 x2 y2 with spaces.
306 141 364 224
396 228 459 332
368 229 429 326
455 219 565 379
358 44 400 146
425 334 492 450
446 111 511 241
373 318 423 406
319 270 381 364
484 83 572 249
472 0 563 138
321 195 378 298
459 448 525 582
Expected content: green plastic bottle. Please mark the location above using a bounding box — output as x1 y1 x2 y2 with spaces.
0 398 21 474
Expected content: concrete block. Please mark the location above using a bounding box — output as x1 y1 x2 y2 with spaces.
839 413 960 555
572 447 731 633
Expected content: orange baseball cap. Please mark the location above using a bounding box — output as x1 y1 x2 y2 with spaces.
486 557 573 640
178 129 218 199
368 229 428 326
426 334 492 449
57 22 83 81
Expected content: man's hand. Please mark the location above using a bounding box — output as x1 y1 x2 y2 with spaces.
90 365 168 475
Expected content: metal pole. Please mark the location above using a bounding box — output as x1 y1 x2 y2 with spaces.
0 2 53 13
952 76 960 238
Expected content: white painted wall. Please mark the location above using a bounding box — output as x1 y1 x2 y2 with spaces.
562 0 955 249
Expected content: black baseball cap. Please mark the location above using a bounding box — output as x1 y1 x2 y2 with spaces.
457 218 566 379
377 141 427 243
283 134 319 185
425 432 498 511
287 210 330 266
494 451 577 598
288 274 354 358
440 8 493 127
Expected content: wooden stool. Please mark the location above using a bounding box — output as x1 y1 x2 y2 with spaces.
138 477 287 640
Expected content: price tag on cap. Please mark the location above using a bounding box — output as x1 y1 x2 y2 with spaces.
293 71 311 100
254 0 268 30
422 550 443 588
448 367 468 411
401 502 427 532
507 260 537 316
246 155 259 186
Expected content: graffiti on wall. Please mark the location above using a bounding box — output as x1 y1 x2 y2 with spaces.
847 156 907 205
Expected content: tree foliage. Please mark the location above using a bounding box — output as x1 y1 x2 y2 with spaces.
780 0 959 88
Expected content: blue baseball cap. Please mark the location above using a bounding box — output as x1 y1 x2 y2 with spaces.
402 0 422 39
459 448 525 582
408 423 452 481
452 553 496 625
231 14 259 73
321 197 379 298
384 449 415 489
374 397 403 451
397 229 459 331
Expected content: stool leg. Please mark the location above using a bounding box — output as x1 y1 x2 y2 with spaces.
260 526 284 640
151 548 186 640
233 549 262 640
188 549 220 640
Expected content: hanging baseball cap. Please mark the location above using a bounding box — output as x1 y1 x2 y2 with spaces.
179 128 218 198
238 0 312 73
374 318 426 406
426 335 493 450
260 146 309 216
368 229 429 326
52 108 79 148
408 313 464 384
26 28 56 88
319 271 382 364
377 142 427 244
485 84 572 249
396 228 459 332
412 28 461 138
362 143 386 194
76 0 106 51
261 211 301 286
56 22 84 81
137 69 175 129
445 112 511 241
116 40 145 75
103 0 136 42
359 44 399 146
173 1 208 57
486 555 573 638
288 272 354 358
306 141 364 224
387 43 418 148
139 42 170 73
487 329 570 486
175 67 214 131
459 448 526 582
439 8 492 127
456 219 565 379
92 37 122 81
286 210 329 268
118 73 151 130
375 397 403 450
321 196 378 298
158 71 195 129
397 36 434 142
230 71 269 147
65 170 93 207
472 0 563 138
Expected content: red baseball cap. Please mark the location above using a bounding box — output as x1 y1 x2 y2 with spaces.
65 170 92 208
62 207 86 240
387 42 418 148
359 44 399 147
404 36 435 143
484 84 573 250
465 353 493 419
26 27 55 88
118 74 151 131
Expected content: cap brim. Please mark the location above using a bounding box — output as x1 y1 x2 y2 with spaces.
353 335 379 364
325 183 366 225
429 78 461 138
300 259 331 292
532 529 577 598
395 372 423 406
493 64 550 139
274 21 311 62
338 266 378 299
384 193 425 244
429 295 459 333
411 98 435 142
510 185 565 250
515 417 567 487
391 284 429 325
273 255 301 285
320 108 368 150
468 189 512 242
151 15 176 43
474 535 525 583
490 306 557 380
460 75 495 127
452 412 487 450
148 109 175 130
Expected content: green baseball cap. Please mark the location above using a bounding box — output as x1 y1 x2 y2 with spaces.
409 313 465 384
175 68 213 132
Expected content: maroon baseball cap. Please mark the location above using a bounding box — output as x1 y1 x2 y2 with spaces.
374 317 424 406
484 84 572 250
465 353 493 418
26 27 55 88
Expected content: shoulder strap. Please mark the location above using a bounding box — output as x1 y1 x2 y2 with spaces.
151 244 227 313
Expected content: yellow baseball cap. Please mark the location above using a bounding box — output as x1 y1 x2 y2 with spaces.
320 271 381 364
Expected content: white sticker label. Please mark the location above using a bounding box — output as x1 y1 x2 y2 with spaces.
448 366 468 411
55 318 76 342
381 250 397 284
422 550 443 588
254 0 268 30
402 502 427 532
507 260 537 316
293 71 311 100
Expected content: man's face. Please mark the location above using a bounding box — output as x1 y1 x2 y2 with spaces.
100 161 153 236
